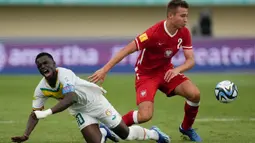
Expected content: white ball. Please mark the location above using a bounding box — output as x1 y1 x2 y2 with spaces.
214 80 238 103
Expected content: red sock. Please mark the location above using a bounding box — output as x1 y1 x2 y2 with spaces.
181 101 199 130
122 110 135 127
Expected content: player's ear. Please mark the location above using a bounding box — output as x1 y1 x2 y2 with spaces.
167 12 174 18
167 12 171 18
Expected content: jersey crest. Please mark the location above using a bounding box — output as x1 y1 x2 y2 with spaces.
164 49 172 58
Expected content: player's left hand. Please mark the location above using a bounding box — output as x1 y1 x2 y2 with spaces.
11 135 29 142
164 68 180 82
88 68 107 85
34 109 52 119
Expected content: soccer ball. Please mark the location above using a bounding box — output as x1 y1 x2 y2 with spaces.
214 80 238 103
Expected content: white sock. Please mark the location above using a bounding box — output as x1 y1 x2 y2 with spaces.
100 128 107 143
133 110 139 124
126 125 159 141
186 100 200 106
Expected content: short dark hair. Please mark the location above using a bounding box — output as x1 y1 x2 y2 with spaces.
35 52 54 63
167 0 189 15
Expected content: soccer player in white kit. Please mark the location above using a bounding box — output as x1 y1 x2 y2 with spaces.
11 52 170 143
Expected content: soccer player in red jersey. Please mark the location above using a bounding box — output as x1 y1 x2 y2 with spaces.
89 0 201 141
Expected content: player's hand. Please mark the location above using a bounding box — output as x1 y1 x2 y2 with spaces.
164 68 180 82
11 135 29 142
34 109 52 119
88 68 107 85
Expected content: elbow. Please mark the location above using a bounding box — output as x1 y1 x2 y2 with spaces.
66 97 75 106
192 59 195 67
189 58 195 68
66 94 76 105
61 94 76 108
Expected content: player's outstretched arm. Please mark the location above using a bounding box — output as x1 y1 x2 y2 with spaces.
50 92 77 114
34 93 77 119
88 41 137 83
11 111 39 142
102 41 137 72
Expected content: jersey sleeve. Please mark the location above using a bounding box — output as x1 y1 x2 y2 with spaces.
58 68 76 95
32 86 48 111
134 27 155 51
182 27 193 50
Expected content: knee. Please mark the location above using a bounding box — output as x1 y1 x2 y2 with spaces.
188 89 200 103
138 107 153 123
137 109 153 123
137 101 154 123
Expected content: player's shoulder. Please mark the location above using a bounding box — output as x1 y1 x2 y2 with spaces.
57 67 73 73
57 67 75 76
36 77 46 88
34 78 45 96
179 26 191 35
142 20 165 41
147 20 165 33
57 67 78 83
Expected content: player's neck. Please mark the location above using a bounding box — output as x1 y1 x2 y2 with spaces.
166 20 178 35
46 72 58 88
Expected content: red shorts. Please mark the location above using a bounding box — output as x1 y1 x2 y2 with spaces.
135 72 188 105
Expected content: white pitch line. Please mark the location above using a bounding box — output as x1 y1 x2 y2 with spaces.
0 120 14 124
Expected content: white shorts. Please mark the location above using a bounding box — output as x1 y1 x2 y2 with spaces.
70 95 122 130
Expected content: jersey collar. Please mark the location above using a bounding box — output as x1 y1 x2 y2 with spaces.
164 20 178 38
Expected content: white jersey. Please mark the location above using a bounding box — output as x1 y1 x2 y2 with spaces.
33 67 107 112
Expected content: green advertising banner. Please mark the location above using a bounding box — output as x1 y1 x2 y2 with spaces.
0 0 254 6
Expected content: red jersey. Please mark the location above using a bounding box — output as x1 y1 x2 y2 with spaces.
134 20 192 75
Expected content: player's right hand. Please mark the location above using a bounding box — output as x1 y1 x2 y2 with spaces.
164 68 180 82
11 135 29 142
88 68 107 85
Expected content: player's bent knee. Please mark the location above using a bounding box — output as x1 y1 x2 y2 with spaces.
138 110 153 123
188 89 200 103
138 101 154 123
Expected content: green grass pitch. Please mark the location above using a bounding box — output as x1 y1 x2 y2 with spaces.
0 73 254 143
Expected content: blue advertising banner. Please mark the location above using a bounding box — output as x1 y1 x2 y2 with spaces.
0 38 254 74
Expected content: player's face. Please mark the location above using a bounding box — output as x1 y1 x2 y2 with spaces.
36 56 56 79
169 7 188 29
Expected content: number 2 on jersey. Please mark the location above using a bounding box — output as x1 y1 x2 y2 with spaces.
177 38 183 49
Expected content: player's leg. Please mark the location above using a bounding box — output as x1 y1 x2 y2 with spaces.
81 124 102 143
98 99 170 143
122 75 159 126
111 121 171 143
159 74 201 142
173 79 201 142
174 79 200 129
93 96 128 140
75 112 104 143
